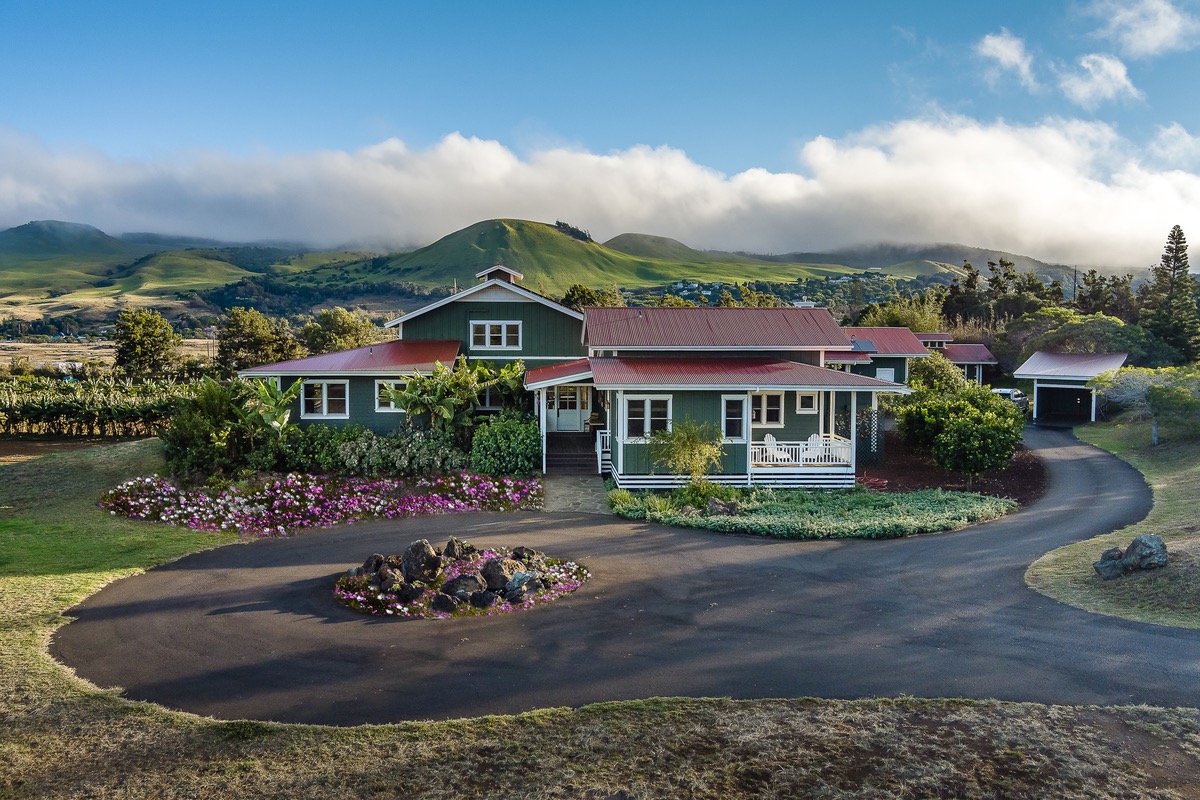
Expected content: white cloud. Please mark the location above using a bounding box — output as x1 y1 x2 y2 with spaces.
1090 0 1200 58
1149 122 1200 169
1058 53 1143 109
976 28 1039 90
1 118 1198 270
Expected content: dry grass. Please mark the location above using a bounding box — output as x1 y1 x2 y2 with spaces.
1026 421 1200 628
2 441 1200 798
0 339 213 369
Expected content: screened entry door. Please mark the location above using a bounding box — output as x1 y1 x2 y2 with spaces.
547 385 588 432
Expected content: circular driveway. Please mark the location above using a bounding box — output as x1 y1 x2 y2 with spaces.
53 428 1194 726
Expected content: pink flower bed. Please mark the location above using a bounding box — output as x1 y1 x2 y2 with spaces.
99 472 543 537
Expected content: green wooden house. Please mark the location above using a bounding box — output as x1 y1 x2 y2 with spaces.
525 307 909 488
243 268 912 487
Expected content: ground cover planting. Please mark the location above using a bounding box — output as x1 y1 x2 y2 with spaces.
100 471 542 536
609 486 1016 539
1026 420 1200 628
3 439 1200 796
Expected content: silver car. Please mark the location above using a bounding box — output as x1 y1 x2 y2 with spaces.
992 387 1030 413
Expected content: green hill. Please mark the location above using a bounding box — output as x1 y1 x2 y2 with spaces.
329 219 859 296
0 220 146 257
602 233 725 263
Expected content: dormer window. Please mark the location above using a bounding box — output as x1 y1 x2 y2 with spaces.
471 320 521 349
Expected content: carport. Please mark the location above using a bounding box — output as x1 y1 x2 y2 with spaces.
1014 351 1128 423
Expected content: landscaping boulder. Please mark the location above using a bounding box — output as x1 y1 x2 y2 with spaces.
393 581 426 602
442 572 486 597
505 571 543 596
706 497 739 516
469 590 499 609
401 539 443 584
505 584 529 604
1093 534 1168 580
444 537 477 561
429 594 461 614
359 553 385 576
481 557 524 590
512 546 548 571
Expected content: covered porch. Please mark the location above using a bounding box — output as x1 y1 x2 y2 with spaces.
583 356 909 488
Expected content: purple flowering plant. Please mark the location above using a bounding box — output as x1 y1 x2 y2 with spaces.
333 547 590 620
99 471 544 537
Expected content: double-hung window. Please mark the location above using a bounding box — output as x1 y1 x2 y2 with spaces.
301 380 349 419
375 380 405 413
750 392 783 427
722 395 748 441
625 396 670 440
470 321 521 350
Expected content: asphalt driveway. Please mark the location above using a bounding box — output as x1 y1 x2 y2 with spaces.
53 427 1191 726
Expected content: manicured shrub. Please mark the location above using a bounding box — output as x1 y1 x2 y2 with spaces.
470 412 541 476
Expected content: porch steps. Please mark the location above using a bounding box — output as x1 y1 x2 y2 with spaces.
545 452 600 475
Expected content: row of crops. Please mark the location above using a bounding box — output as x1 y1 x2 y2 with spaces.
0 376 193 437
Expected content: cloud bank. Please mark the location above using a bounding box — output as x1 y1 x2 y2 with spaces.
1 117 1198 270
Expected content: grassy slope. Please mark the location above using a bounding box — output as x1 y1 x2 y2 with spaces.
327 219 863 297
1026 422 1200 627
1 444 1199 796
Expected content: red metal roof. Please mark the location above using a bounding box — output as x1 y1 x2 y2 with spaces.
240 339 461 375
589 357 908 391
584 307 852 350
1014 351 1128 379
915 332 954 342
525 358 592 388
846 327 929 357
824 350 873 363
943 343 997 365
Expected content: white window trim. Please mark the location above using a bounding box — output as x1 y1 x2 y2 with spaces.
721 394 749 442
300 380 350 419
875 367 896 383
795 391 818 414
750 391 785 428
374 379 406 413
622 394 672 443
470 319 522 351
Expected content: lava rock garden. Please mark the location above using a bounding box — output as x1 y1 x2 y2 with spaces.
334 536 590 618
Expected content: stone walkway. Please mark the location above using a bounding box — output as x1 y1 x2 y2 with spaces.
542 473 612 514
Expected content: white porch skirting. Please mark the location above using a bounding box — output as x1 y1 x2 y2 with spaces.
608 470 855 490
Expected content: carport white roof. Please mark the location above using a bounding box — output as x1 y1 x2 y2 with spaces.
1014 351 1128 380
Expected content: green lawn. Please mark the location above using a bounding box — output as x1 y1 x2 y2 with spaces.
1025 421 1200 628
2 441 1199 797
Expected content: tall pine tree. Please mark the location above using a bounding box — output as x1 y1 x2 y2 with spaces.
1140 225 1200 362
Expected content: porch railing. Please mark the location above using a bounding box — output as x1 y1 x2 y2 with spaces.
749 434 852 468
596 429 611 473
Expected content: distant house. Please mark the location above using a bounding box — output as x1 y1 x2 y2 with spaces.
834 327 930 384
915 333 998 384
1013 351 1128 423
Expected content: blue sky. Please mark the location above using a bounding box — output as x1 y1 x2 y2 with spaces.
3 0 1200 267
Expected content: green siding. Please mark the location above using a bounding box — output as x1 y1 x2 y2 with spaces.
283 375 409 435
613 389 835 477
402 301 585 365
852 356 908 383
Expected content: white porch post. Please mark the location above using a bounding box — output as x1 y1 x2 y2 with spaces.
615 390 624 475
850 391 858 474
538 388 547 474
1091 389 1097 422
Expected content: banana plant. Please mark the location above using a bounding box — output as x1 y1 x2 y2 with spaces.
242 377 303 439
